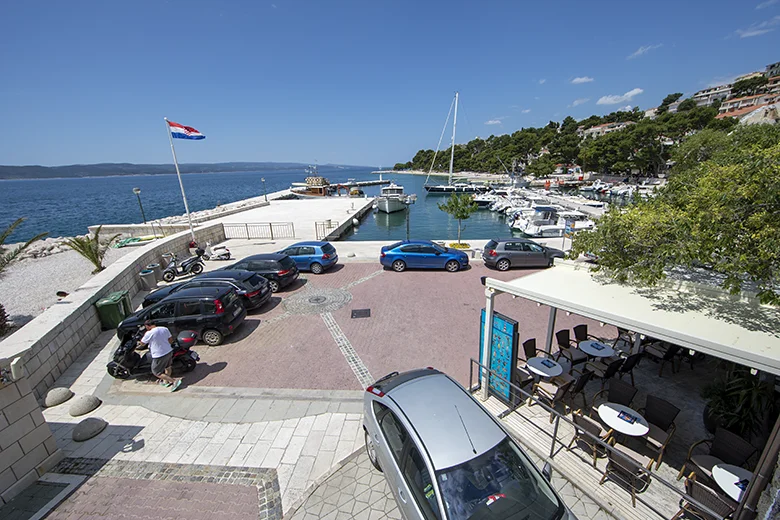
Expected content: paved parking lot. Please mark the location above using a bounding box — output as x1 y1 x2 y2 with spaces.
188 258 610 392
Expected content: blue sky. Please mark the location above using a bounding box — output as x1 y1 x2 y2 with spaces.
1 1 778 167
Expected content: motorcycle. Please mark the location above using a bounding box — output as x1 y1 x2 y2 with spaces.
106 327 200 380
202 242 231 261
161 249 205 282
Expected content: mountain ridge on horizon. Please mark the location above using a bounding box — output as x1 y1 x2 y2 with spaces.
0 161 372 180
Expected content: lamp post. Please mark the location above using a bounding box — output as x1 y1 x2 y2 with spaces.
132 187 147 223
403 194 417 241
261 178 268 202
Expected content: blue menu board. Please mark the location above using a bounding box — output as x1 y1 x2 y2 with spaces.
479 309 520 405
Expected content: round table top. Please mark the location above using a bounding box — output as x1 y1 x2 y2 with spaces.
578 340 615 358
597 403 649 436
713 464 753 502
526 357 563 378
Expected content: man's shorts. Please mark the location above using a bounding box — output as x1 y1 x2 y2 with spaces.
151 352 173 377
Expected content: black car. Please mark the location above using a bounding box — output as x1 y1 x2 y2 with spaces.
117 286 246 346
482 238 566 270
142 270 271 310
222 253 299 292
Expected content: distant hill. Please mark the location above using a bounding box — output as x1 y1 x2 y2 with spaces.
0 162 353 180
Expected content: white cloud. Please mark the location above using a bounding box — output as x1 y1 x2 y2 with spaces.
521 109 531 114
271 3 277 7
736 16 780 37
538 79 546 85
619 105 633 111
757 0 779 9
484 119 503 125
571 76 594 84
597 88 644 105
570 98 590 107
627 43 663 59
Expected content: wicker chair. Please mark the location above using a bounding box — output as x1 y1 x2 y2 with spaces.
585 357 625 390
612 327 635 353
590 378 638 419
520 338 547 363
644 342 682 377
568 410 610 467
555 329 588 367
639 395 680 470
564 368 593 410
672 477 737 520
528 378 574 423
677 427 757 483
573 324 602 343
616 352 643 386
599 442 653 507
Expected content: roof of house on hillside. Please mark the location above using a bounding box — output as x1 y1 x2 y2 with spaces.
716 103 770 119
723 93 767 104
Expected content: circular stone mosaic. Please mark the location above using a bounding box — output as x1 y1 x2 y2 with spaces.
283 288 352 315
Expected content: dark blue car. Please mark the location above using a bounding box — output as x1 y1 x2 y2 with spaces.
277 241 338 274
380 240 469 272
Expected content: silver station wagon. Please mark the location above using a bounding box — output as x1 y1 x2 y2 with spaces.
363 368 576 520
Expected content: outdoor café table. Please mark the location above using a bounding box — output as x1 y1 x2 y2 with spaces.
597 403 650 437
578 340 615 358
713 464 753 502
526 357 563 378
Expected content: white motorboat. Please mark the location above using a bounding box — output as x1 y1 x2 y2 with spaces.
376 182 408 213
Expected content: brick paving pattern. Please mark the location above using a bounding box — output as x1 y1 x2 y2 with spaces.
0 480 68 520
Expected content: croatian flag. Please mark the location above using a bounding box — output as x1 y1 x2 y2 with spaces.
167 120 205 140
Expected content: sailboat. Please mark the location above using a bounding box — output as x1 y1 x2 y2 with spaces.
424 92 489 195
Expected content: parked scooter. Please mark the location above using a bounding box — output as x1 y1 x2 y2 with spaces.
106 327 200 380
161 249 205 282
202 242 231 261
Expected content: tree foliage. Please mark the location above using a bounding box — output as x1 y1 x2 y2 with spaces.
0 218 47 335
731 76 768 98
64 225 120 274
571 124 780 304
526 155 556 178
437 194 478 244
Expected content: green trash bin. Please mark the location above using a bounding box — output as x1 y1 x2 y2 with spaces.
96 292 129 330
109 290 133 316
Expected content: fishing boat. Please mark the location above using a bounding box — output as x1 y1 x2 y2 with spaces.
423 92 489 195
290 165 334 198
375 182 407 213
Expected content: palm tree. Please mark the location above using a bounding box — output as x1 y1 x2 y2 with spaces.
1 218 48 335
64 225 120 274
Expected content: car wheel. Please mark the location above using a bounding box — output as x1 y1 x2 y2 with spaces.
202 329 224 346
107 363 130 379
445 260 460 272
496 258 511 271
547 258 554 268
392 260 406 272
268 280 280 292
310 262 323 275
162 271 175 282
191 263 204 275
365 430 382 471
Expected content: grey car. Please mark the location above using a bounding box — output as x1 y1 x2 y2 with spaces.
482 238 565 271
363 368 576 520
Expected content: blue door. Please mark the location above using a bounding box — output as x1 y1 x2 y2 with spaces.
297 246 317 270
280 247 304 269
417 245 442 268
398 245 422 268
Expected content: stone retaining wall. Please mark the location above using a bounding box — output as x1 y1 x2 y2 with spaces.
0 223 225 503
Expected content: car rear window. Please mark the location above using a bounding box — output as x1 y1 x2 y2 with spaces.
279 256 296 270
387 241 404 250
485 240 498 250
247 274 266 288
322 243 336 254
222 291 238 307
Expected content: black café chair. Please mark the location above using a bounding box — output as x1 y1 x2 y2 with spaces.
616 352 643 387
554 329 588 368
639 395 680 470
590 378 638 419
672 477 737 520
678 426 757 484
573 324 602 343
585 356 625 390
644 342 682 377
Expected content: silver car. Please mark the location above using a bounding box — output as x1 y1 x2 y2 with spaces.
363 368 577 520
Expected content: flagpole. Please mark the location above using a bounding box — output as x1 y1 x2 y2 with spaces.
164 117 196 241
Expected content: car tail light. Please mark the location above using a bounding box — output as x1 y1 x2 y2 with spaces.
278 269 291 276
214 299 224 314
366 386 385 397
486 249 497 257
245 290 260 298
380 252 386 258
322 253 331 260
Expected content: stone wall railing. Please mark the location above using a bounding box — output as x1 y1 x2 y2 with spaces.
0 223 225 503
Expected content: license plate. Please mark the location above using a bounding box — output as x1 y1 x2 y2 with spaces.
190 351 199 361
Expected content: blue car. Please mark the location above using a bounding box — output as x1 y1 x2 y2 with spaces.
380 240 469 272
277 241 338 274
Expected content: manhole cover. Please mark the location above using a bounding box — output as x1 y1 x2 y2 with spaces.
352 309 371 319
284 288 353 315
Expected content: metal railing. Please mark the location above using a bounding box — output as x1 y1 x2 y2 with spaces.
468 359 727 520
315 220 340 240
223 222 295 240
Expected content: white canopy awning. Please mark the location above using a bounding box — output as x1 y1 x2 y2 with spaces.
485 261 780 376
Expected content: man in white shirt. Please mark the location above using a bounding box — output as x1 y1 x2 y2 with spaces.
139 320 182 392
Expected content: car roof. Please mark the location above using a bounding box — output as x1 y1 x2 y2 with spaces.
291 241 329 246
194 269 255 281
490 237 536 243
388 240 434 246
160 286 233 300
388 373 506 470
242 253 287 261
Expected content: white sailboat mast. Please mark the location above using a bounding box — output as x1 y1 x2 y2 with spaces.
448 91 459 186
